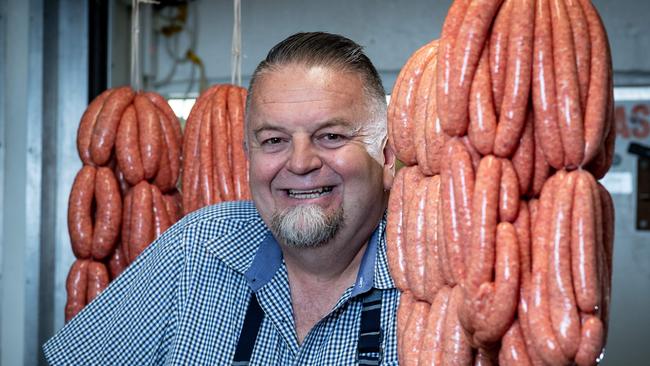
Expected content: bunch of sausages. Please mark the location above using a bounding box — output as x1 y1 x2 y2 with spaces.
181 84 250 214
387 0 614 364
66 86 183 321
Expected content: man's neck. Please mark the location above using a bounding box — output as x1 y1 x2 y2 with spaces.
281 236 369 345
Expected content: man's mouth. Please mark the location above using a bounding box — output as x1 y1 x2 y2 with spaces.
286 186 334 199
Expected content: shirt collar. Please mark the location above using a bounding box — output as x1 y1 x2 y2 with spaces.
244 217 394 294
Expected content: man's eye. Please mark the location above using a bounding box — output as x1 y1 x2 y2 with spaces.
324 133 342 141
262 137 283 145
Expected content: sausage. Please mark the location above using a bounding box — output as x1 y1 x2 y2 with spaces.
68 166 96 259
424 66 448 175
388 63 405 156
405 177 429 300
128 181 154 262
154 104 181 192
397 291 414 361
163 190 183 223
92 167 122 260
446 0 505 137
442 286 473 366
514 201 532 283
548 172 581 359
134 94 163 179
565 0 591 110
494 0 535 158
527 173 570 365
418 286 451 365
474 348 497 366
90 86 135 165
424 175 444 301
115 105 145 185
499 159 520 223
578 0 612 166
152 124 174 193
401 300 429 366
394 41 439 165
466 156 501 292
441 152 461 287
199 98 217 206
436 0 471 136
228 86 248 199
107 241 128 280
151 184 172 238
511 111 535 194
469 45 497 155
499 320 533 366
212 86 235 201
86 260 110 303
437 181 455 286
529 129 552 197
239 87 252 200
143 92 183 148
489 0 513 113
78 89 113 165
387 167 409 291
575 315 604 366
572 171 600 313
65 259 89 322
551 0 585 169
450 139 475 277
471 222 520 347
414 46 439 175
532 0 565 169
121 190 133 262
598 183 614 340
518 278 547 366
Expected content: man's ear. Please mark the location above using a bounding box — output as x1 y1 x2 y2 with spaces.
382 142 396 191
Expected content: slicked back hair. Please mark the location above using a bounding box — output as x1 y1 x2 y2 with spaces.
245 32 388 160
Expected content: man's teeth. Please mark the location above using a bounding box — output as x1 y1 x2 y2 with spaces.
287 187 333 199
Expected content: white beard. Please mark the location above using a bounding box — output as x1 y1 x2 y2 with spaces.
270 204 344 248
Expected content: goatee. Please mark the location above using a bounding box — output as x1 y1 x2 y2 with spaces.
270 204 344 248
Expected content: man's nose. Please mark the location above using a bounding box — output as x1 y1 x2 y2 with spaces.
286 138 322 175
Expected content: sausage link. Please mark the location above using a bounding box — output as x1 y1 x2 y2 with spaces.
163 190 183 223
86 261 110 303
128 181 154 262
578 0 612 166
494 0 535 158
499 159 521 223
415 45 439 175
511 111 535 194
65 259 90 322
489 0 514 113
212 86 235 201
92 167 122 260
199 98 217 205
437 182 455 286
115 105 145 185
572 171 600 313
152 119 175 193
387 167 408 291
402 300 430 366
446 0 505 137
532 0 565 169
151 184 172 238
228 86 248 199
107 241 128 280
529 129 552 197
450 139 475 278
469 45 497 155
441 150 461 287
565 0 591 110
514 201 532 283
471 222 520 347
397 291 414 361
68 166 96 259
424 63 448 175
424 175 445 302
90 86 135 165
548 171 581 359
528 173 570 365
418 286 451 365
442 286 473 366
574 315 604 366
144 92 183 148
239 88 252 200
517 280 546 366
598 183 614 340
78 89 113 165
436 0 471 136
405 177 429 300
551 0 585 168
121 190 133 262
154 104 181 192
499 320 533 366
474 348 498 366
134 94 163 179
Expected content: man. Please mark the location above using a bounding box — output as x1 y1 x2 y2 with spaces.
44 32 398 365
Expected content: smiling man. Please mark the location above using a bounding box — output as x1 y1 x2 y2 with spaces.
44 32 399 365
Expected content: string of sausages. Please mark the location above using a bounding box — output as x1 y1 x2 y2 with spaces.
387 0 615 364
66 86 183 321
181 84 250 215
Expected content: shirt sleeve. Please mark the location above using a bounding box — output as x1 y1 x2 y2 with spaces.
43 222 187 365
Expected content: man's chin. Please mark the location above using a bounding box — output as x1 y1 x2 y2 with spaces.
270 204 344 248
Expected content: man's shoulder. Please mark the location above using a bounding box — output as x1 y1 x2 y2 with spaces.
176 200 271 273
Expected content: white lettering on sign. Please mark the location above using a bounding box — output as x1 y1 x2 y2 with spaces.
600 172 634 194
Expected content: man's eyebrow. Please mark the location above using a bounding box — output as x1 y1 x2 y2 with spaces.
253 118 358 137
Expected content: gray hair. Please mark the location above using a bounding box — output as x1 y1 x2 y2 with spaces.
245 32 388 160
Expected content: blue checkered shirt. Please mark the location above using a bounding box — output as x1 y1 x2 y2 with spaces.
43 201 399 365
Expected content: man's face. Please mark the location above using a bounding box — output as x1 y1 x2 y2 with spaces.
246 63 393 248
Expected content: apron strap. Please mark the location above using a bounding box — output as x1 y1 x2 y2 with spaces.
232 288 383 365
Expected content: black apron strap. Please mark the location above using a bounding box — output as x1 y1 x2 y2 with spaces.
232 292 264 366
357 288 383 365
232 288 383 365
